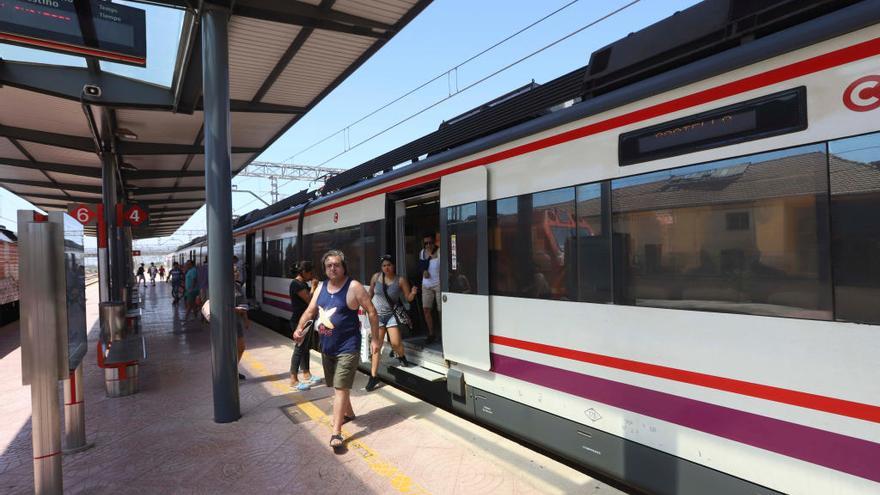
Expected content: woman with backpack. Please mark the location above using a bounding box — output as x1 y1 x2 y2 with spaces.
366 255 418 392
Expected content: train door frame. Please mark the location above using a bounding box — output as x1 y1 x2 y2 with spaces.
392 189 440 281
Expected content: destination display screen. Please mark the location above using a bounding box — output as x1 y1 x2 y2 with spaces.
619 87 807 166
0 0 146 66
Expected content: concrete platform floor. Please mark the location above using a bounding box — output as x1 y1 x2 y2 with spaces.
0 281 625 494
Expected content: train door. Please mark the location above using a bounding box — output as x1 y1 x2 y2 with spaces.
439 166 490 371
245 233 255 299
254 230 263 305
387 187 446 370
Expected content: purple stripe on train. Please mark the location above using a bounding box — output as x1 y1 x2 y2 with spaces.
491 353 880 484
261 296 292 312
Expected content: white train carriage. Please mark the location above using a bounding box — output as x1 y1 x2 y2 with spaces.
181 1 880 493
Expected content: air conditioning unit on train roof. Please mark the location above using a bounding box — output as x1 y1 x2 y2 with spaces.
582 0 862 98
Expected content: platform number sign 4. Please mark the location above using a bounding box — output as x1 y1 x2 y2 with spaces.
116 204 150 227
127 205 145 225
67 204 99 226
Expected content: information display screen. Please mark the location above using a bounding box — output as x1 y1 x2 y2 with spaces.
61 213 87 371
0 0 146 66
619 87 807 166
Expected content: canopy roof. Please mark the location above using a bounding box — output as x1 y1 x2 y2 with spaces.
0 0 430 238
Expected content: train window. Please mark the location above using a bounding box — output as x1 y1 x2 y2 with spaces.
282 236 297 278
336 226 363 282
363 221 382 279
489 188 576 300
447 203 477 294
255 234 263 276
265 239 284 277
829 132 880 324
489 197 518 296
576 183 612 303
308 231 335 280
612 143 833 320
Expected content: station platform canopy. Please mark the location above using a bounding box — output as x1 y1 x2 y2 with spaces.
0 0 430 238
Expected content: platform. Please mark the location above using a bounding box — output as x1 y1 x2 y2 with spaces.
0 281 623 494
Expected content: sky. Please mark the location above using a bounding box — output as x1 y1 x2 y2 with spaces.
0 0 702 253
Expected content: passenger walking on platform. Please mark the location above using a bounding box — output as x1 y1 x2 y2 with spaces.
184 260 199 320
234 261 249 380
168 262 183 304
419 234 441 344
197 257 209 322
233 255 249 330
366 255 417 391
158 265 165 281
148 263 158 285
288 261 318 390
136 264 146 286
293 250 380 452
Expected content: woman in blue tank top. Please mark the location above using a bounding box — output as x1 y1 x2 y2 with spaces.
292 249 380 451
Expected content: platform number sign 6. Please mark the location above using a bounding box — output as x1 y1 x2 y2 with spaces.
75 207 92 223
67 204 98 226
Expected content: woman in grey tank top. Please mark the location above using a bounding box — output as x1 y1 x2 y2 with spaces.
366 255 418 391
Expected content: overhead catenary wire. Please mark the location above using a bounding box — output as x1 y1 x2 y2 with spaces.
271 1 638 196
315 0 641 167
282 0 583 164
224 0 639 219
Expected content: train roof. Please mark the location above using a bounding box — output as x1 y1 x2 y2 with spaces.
0 226 16 243
231 0 876 235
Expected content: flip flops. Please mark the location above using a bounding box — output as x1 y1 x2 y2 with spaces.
296 382 311 391
330 434 344 452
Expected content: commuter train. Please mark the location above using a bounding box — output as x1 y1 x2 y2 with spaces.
173 1 880 493
0 225 19 326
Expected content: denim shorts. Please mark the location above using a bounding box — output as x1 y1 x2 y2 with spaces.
378 312 399 328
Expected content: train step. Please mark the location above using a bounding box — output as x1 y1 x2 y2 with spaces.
390 362 445 382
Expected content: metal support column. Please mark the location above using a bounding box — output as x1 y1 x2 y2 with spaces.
19 219 63 495
202 4 240 423
101 153 120 301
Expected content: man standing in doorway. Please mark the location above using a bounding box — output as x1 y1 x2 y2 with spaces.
293 250 379 452
419 233 441 344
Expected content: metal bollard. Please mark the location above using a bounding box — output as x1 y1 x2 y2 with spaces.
62 364 93 453
99 302 139 397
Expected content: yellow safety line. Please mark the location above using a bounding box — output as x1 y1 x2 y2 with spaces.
242 354 431 495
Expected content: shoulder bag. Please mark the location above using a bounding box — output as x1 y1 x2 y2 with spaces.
381 277 412 327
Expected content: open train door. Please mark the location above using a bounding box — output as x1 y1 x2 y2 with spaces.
440 166 490 371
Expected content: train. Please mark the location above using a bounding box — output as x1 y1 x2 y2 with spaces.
173 1 880 493
0 225 19 326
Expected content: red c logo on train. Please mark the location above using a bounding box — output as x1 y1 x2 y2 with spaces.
843 75 880 112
